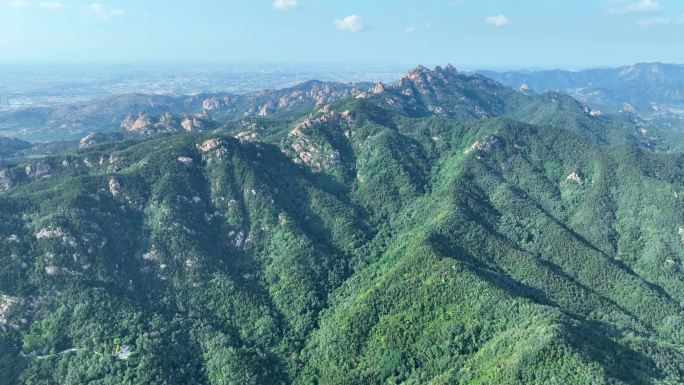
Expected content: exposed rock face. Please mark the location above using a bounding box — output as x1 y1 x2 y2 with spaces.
566 171 582 183
121 113 153 132
465 137 499 155
258 103 274 117
0 168 12 191
181 115 204 131
79 132 109 148
197 138 222 153
35 227 66 239
202 96 233 111
109 178 121 197
177 156 194 165
0 294 19 325
283 111 347 170
235 131 258 143
122 112 214 136
25 162 51 178
372 82 386 94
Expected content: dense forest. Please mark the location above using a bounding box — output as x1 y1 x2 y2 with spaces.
2 66 684 384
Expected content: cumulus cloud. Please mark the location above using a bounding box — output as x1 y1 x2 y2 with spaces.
610 0 662 14
4 0 65 10
334 15 365 32
273 0 297 11
38 1 64 9
89 3 124 19
485 14 510 26
5 0 31 8
637 17 670 27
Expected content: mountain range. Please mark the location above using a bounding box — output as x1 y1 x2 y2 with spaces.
0 80 369 142
482 63 684 119
2 65 684 384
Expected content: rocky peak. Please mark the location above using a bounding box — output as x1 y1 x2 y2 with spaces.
398 64 458 92
181 115 206 131
434 64 457 76
121 113 154 132
372 82 386 94
404 65 431 81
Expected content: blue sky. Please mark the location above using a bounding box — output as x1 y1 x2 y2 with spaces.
1 0 683 69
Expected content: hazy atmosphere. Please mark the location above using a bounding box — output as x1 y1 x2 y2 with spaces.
2 0 684 67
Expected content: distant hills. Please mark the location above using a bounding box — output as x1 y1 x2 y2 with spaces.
0 136 31 158
3 62 684 147
481 62 684 113
0 80 369 142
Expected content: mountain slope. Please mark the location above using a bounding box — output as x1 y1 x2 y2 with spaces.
2 69 684 384
0 136 32 158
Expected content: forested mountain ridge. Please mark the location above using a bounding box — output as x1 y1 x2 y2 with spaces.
481 63 684 150
2 66 684 384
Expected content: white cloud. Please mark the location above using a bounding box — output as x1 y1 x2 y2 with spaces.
5 0 31 8
89 3 124 19
273 0 297 11
4 0 69 10
38 1 64 9
610 0 662 14
334 14 365 33
485 14 510 26
404 26 416 33
89 3 105 14
637 17 670 27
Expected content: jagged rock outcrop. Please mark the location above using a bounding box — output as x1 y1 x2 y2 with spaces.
566 171 582 183
122 112 213 135
0 168 12 191
109 178 121 197
25 162 51 178
202 96 234 111
79 132 110 148
181 115 206 131
121 113 156 134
